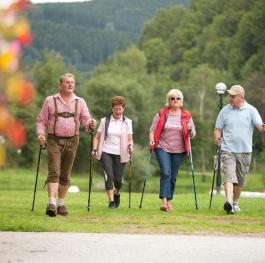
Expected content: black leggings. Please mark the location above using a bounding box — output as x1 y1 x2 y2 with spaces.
100 152 126 190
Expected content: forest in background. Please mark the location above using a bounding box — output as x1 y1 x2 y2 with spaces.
6 0 265 189
24 0 188 72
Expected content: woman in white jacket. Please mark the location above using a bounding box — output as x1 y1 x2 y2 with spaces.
92 96 133 208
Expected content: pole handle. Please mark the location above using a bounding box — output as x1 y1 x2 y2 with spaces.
41 143 47 150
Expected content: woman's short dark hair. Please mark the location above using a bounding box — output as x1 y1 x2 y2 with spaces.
111 96 125 108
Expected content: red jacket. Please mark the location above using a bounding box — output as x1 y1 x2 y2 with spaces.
154 107 191 155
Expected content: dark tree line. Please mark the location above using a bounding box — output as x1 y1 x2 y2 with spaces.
23 0 188 72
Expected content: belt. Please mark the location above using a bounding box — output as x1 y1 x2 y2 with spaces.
57 112 75 118
48 134 78 139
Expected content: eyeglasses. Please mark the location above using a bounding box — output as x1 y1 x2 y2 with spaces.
170 97 182 101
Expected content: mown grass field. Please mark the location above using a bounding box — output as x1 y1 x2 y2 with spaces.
0 168 265 236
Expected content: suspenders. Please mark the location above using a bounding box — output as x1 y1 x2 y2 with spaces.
53 97 78 136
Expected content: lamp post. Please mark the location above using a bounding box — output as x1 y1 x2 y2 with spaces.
216 82 227 110
215 82 227 192
16 148 22 175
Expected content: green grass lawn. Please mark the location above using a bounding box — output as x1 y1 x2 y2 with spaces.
0 168 265 235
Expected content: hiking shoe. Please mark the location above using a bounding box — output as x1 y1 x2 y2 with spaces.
167 203 173 211
233 202 241 213
46 204 57 217
114 193 120 208
223 201 234 214
160 204 168 212
57 205 68 216
108 201 116 209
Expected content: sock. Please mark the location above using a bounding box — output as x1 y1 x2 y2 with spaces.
233 200 238 205
226 197 233 204
58 198 65 206
49 197 56 206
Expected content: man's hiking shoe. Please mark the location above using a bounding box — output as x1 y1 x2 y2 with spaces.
46 204 57 217
233 202 241 213
114 193 120 208
223 201 234 214
108 201 116 209
57 205 68 216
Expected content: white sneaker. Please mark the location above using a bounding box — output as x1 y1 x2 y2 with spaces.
233 202 241 213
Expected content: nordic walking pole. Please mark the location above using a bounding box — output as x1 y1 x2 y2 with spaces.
87 131 94 211
31 143 47 211
128 152 132 208
209 146 221 210
139 151 152 209
188 131 198 210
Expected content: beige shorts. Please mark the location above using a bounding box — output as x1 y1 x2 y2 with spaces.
221 151 252 187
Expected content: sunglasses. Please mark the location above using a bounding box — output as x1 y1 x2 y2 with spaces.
170 97 182 101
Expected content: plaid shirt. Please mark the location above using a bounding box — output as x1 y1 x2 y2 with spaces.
36 93 91 137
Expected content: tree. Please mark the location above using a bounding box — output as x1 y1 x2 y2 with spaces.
142 38 170 73
186 64 221 176
245 72 265 147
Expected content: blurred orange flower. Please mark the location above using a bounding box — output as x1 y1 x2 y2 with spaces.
0 0 34 155
0 107 12 134
10 0 31 11
6 120 27 148
14 18 32 45
20 80 35 105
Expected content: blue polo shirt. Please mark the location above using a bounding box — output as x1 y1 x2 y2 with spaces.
215 101 262 153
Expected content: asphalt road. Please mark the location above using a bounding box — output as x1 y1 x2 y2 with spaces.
1 232 265 263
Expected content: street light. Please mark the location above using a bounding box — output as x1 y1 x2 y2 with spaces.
216 82 227 110
215 82 227 192
16 148 22 175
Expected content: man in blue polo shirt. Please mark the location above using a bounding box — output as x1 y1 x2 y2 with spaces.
214 85 265 214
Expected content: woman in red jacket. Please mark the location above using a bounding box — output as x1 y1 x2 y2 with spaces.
149 89 196 211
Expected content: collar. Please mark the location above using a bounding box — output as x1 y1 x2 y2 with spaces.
229 101 248 110
111 115 123 122
55 93 77 104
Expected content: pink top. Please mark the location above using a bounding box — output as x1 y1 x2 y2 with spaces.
150 112 196 153
36 93 91 137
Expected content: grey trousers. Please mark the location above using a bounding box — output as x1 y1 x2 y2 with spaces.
100 152 126 190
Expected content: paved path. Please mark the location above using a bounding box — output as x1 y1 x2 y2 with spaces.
1 232 265 263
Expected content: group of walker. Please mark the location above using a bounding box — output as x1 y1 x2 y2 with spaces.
33 73 265 217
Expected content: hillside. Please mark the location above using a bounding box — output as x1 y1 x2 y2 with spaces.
24 0 189 72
